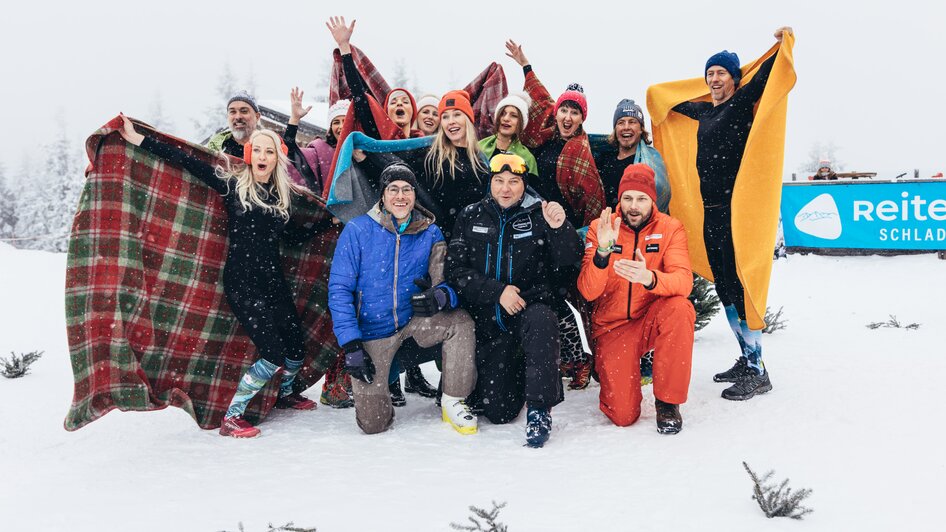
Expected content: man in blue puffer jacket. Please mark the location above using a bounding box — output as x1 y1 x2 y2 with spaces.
329 163 478 435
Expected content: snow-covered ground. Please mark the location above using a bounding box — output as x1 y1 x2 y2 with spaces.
1 242 944 531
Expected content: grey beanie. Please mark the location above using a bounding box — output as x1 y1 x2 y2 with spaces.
613 99 644 128
227 90 259 113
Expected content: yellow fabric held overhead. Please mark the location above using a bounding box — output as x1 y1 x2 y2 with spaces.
646 34 796 330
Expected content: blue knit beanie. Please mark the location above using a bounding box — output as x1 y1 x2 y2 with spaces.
705 51 741 85
612 99 644 128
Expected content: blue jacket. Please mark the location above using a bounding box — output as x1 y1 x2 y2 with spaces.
329 204 457 347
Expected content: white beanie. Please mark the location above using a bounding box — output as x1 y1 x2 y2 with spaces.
416 94 440 111
493 92 532 129
328 99 351 123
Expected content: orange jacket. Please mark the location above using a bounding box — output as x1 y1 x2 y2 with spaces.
578 210 692 338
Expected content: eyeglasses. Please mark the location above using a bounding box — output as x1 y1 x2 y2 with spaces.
489 153 528 176
384 185 415 196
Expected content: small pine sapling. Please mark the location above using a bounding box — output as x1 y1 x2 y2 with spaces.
451 501 508 532
219 523 316 532
689 274 721 331
742 461 813 520
866 315 920 330
763 307 788 334
1 350 43 378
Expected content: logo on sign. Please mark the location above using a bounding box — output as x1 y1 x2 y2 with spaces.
794 193 842 240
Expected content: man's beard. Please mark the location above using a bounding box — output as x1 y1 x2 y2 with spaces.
230 123 250 141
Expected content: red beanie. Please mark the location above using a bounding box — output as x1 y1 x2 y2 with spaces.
385 88 417 119
555 83 588 119
618 164 657 205
438 90 475 123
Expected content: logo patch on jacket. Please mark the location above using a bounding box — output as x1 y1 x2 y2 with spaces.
645 234 663 240
512 218 533 232
646 243 659 253
513 231 533 239
472 225 489 234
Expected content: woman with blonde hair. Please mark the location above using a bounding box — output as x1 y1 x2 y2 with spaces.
117 115 320 438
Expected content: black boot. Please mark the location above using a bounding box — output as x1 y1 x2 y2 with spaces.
721 369 773 401
713 357 751 383
389 379 406 407
404 365 438 398
655 399 683 434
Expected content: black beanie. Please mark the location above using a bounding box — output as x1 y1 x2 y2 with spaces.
380 163 418 190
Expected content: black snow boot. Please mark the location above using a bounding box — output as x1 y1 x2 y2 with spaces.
713 356 752 383
404 365 438 398
389 379 406 407
525 406 552 448
721 369 773 401
655 399 683 435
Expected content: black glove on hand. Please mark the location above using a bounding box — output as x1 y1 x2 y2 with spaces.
411 279 450 317
343 341 375 384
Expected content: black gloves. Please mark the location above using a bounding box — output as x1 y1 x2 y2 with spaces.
343 341 375 384
411 279 451 317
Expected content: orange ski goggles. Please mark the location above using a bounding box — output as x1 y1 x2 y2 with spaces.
489 153 528 176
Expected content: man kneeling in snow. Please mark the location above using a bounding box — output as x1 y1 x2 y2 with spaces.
328 164 478 435
446 154 583 448
578 164 695 434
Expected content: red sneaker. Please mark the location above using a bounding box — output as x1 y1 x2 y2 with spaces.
219 415 261 438
274 393 318 410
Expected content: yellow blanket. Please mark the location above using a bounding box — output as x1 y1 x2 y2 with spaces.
646 34 796 330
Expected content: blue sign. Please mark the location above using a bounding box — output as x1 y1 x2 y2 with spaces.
780 180 946 249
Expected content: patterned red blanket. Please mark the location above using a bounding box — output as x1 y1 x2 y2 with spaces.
64 116 341 431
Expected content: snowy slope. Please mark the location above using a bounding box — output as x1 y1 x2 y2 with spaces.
1 242 944 532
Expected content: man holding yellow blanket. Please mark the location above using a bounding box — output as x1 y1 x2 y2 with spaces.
647 27 795 401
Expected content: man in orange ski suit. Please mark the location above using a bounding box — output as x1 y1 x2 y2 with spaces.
578 164 695 434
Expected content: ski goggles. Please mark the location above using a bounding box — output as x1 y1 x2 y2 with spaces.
489 153 528 176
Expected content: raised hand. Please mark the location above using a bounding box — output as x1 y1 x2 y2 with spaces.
289 87 312 125
505 39 529 67
541 200 566 229
499 285 527 315
117 114 144 146
595 207 621 251
613 248 653 285
326 16 356 54
775 26 793 42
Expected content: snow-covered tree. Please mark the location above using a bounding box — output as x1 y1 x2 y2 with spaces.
0 163 17 240
193 62 244 141
392 58 410 89
799 141 844 174
14 116 85 252
146 91 176 133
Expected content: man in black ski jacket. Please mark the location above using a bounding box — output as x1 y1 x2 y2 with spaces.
446 153 582 448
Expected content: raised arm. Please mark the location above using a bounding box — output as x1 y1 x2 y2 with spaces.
327 17 381 140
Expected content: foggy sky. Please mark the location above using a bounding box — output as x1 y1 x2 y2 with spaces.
3 0 944 179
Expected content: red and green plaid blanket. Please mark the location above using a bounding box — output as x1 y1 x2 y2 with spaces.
64 116 342 431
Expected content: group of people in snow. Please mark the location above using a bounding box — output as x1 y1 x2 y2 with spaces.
115 18 792 447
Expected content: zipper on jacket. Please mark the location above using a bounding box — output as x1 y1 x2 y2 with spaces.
494 212 508 332
393 233 401 329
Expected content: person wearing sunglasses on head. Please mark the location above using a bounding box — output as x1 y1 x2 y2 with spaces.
329 163 478 436
446 153 583 448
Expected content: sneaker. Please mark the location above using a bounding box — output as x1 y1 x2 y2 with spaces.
389 379 406 407
404 365 438 398
721 369 773 401
525 406 552 448
713 357 752 383
655 399 683 434
274 392 317 410
568 360 592 390
320 382 354 409
441 395 478 435
219 415 261 438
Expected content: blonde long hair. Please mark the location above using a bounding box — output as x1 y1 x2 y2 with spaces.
424 116 488 187
216 129 298 220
